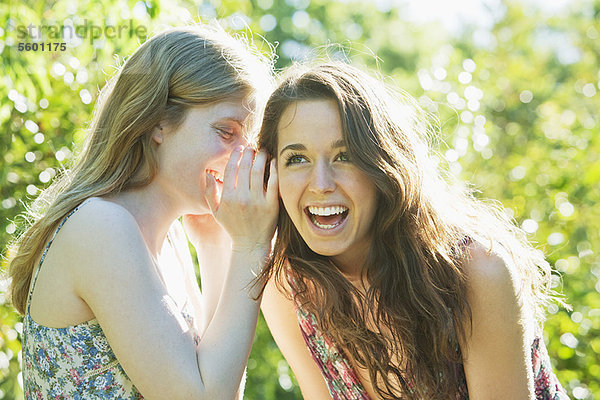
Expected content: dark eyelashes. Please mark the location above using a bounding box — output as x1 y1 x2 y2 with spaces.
284 152 305 166
283 151 350 166
336 151 349 162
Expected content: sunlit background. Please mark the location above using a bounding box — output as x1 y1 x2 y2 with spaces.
1 0 599 399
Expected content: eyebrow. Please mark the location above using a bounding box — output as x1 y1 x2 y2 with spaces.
219 117 245 127
279 139 346 157
279 143 306 156
331 139 346 149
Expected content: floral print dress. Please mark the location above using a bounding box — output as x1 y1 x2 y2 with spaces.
290 279 570 400
22 200 199 399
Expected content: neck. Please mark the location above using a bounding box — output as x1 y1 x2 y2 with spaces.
105 182 183 256
332 241 371 283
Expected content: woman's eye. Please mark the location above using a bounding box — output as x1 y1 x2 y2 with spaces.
335 152 350 162
284 153 306 166
219 129 234 139
213 125 235 140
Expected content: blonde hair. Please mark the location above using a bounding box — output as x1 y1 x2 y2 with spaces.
8 24 273 314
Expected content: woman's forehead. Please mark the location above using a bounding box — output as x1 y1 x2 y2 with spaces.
277 100 343 152
277 99 342 142
212 97 255 120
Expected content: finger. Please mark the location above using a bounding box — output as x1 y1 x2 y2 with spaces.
223 146 244 191
204 173 219 215
251 150 268 195
266 158 279 205
236 147 256 191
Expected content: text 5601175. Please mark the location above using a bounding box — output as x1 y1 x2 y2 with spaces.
17 42 66 51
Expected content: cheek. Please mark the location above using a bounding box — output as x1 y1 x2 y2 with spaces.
348 174 378 217
206 140 230 159
277 171 303 215
189 142 230 172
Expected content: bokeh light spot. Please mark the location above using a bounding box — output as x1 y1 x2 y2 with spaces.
260 14 277 32
520 90 533 103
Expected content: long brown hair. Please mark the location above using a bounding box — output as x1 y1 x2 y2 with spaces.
7 24 273 315
258 63 554 399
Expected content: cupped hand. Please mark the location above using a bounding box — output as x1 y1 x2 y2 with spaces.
204 147 278 254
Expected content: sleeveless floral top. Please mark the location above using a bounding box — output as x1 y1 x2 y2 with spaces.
22 200 199 399
290 279 570 400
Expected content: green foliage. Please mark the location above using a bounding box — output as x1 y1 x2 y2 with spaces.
1 0 598 399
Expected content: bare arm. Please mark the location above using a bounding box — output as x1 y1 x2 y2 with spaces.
71 148 278 400
261 279 332 399
460 242 535 400
71 203 206 399
181 214 232 335
175 216 248 400
192 147 279 399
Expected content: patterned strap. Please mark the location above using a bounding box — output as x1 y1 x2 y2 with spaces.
25 198 95 316
287 272 371 399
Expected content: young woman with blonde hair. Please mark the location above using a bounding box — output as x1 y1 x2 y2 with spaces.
7 25 278 399
258 63 569 399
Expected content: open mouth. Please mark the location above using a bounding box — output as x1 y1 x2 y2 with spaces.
305 205 349 230
206 169 224 184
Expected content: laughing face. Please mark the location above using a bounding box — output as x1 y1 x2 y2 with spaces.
276 99 378 272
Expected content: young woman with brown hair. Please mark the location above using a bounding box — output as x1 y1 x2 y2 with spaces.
258 63 569 399
7 25 277 399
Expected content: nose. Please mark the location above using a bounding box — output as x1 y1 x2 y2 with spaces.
308 160 336 194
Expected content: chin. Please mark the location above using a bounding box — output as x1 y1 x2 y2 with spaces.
305 241 346 257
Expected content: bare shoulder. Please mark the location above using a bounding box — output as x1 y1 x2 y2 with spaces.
57 198 150 277
459 239 532 340
461 239 521 297
262 275 294 320
458 244 535 397
261 276 297 348
62 197 141 239
60 198 144 247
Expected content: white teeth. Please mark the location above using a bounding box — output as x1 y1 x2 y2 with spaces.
307 205 348 230
307 205 348 216
312 219 337 229
207 170 223 183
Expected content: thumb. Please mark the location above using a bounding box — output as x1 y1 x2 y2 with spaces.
204 173 220 215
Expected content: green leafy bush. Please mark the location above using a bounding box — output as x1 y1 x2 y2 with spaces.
1 0 598 398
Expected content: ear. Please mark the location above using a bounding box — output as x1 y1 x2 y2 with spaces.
152 124 164 144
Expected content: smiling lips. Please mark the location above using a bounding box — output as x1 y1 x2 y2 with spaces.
206 169 224 184
305 205 349 230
